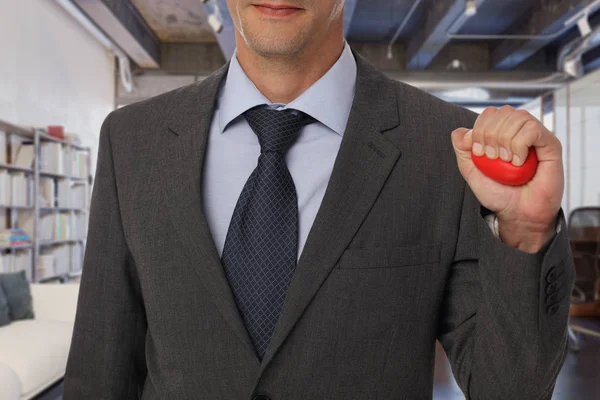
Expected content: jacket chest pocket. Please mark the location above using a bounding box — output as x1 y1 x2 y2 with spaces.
336 243 441 269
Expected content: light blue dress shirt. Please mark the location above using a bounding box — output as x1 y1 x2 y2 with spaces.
202 42 357 259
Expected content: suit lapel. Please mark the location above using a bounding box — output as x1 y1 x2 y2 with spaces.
256 53 402 374
154 51 403 373
156 64 260 365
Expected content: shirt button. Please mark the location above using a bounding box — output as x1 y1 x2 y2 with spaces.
545 267 558 283
253 395 271 400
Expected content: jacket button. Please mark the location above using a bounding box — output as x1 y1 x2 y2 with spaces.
545 282 557 295
253 395 271 400
545 267 557 283
546 293 558 304
547 304 559 315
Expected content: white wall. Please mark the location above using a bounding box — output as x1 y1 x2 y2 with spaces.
554 68 600 218
519 97 543 122
0 0 116 171
554 86 569 214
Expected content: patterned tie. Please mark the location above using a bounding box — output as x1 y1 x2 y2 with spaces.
221 107 316 359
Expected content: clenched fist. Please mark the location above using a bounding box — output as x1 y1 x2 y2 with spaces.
451 106 564 253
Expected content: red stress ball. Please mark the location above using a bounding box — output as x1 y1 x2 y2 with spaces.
472 147 539 186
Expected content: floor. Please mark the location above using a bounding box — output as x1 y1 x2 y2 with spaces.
39 319 600 400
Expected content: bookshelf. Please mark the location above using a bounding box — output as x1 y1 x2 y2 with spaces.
0 119 92 282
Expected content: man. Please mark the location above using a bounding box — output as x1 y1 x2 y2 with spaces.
64 0 574 399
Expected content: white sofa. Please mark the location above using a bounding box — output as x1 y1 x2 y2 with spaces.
0 283 79 400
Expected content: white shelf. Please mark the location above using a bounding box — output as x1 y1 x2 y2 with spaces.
1 119 91 282
68 269 83 278
0 120 35 138
0 243 33 251
37 270 82 283
39 239 85 247
38 132 90 151
0 205 33 210
37 274 68 283
39 171 87 181
40 207 87 213
0 163 34 173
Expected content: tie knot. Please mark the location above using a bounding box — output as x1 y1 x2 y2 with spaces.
244 108 315 154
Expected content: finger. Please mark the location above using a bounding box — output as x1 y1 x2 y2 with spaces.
472 106 497 157
511 121 561 165
482 105 516 160
451 127 473 154
510 120 544 166
496 109 533 162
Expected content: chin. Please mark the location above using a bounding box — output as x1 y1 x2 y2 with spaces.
244 32 308 57
250 42 304 57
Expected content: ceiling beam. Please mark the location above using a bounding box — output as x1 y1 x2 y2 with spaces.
119 70 557 107
343 0 360 36
406 0 487 70
492 0 596 70
71 0 160 68
386 70 566 91
583 41 600 72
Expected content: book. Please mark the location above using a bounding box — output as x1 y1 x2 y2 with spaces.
41 142 64 174
0 228 32 246
10 173 29 206
13 142 35 169
40 177 55 207
0 170 9 205
17 211 35 238
0 130 6 164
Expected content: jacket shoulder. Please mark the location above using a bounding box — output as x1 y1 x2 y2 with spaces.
107 82 205 133
392 79 479 130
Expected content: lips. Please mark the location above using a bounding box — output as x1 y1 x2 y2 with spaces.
253 3 302 17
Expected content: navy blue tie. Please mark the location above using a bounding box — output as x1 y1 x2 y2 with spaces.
221 107 315 359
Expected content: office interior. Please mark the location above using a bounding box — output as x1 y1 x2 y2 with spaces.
0 0 599 399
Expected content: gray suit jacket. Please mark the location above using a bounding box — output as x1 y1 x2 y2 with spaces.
64 52 575 400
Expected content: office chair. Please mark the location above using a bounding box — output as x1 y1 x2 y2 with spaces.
567 207 600 351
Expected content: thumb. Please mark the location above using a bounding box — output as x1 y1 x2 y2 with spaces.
451 128 473 160
450 128 479 185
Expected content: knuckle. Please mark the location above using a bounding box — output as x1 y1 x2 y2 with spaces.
484 129 498 144
515 109 531 119
521 119 541 132
511 134 530 152
500 105 514 113
481 106 497 117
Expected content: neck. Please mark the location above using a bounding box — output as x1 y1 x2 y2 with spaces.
235 31 345 104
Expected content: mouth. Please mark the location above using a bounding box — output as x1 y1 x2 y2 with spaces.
252 3 303 17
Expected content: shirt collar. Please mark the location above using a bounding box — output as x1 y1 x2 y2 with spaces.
218 42 357 136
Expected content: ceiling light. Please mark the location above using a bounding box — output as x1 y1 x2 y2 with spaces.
577 15 592 37
203 0 224 34
465 0 477 17
440 87 491 102
563 58 584 78
208 13 223 33
447 59 466 71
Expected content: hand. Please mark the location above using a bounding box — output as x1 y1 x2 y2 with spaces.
451 106 564 253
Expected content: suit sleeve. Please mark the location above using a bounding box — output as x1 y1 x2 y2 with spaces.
438 185 575 400
63 112 147 399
